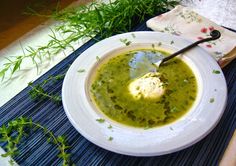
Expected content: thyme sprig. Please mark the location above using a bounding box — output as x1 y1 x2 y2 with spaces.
0 117 70 166
0 0 178 80
28 74 65 103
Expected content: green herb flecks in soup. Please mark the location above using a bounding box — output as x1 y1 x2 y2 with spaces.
90 49 197 128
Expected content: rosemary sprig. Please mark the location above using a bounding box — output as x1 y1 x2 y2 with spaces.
0 0 178 80
28 74 65 103
0 117 70 166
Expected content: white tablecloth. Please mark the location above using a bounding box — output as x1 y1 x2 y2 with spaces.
181 0 236 30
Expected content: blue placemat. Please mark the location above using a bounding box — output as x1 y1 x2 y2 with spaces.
0 20 236 166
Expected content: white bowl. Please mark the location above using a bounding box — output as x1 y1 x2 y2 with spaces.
62 31 227 156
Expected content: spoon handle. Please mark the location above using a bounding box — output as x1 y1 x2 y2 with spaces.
162 30 221 63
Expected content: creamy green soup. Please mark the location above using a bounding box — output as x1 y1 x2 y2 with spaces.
90 49 197 128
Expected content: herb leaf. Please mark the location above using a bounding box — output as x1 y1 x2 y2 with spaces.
120 38 131 46
210 98 215 103
0 117 71 165
96 56 100 61
108 136 113 141
0 0 178 80
77 69 86 73
28 74 64 104
96 118 105 123
212 70 220 74
131 33 136 38
108 125 113 129
170 107 179 113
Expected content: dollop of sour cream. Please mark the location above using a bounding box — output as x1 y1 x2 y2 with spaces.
128 72 165 99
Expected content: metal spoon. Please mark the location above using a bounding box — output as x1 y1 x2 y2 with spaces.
155 30 221 67
129 30 221 79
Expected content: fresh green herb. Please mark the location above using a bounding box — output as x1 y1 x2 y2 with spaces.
96 56 101 61
0 29 72 81
170 107 178 113
28 74 64 103
157 42 162 46
151 44 155 49
212 70 220 74
77 69 86 73
120 38 131 46
189 96 195 101
0 0 178 80
28 84 62 103
108 136 113 141
96 118 105 123
41 74 65 86
183 79 189 83
210 98 215 103
131 33 136 38
108 125 113 129
0 117 70 166
169 127 174 131
144 126 151 130
159 82 168 88
170 40 174 44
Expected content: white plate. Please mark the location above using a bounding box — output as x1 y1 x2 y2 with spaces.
62 31 227 156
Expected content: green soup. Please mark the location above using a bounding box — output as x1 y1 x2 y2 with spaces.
90 49 197 128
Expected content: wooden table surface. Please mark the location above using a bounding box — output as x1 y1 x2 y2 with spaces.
0 0 89 50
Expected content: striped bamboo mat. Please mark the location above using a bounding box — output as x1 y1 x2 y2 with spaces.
0 20 236 166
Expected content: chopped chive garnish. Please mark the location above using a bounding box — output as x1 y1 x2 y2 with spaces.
77 69 85 73
120 38 131 46
210 98 215 103
96 56 100 61
108 136 113 141
170 107 178 113
96 118 105 123
212 70 220 74
170 40 174 44
151 44 155 48
108 125 112 129
183 79 189 83
131 33 136 38
144 126 150 130
189 96 195 100
157 42 162 46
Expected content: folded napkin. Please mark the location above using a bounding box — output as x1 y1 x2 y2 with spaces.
146 5 236 68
